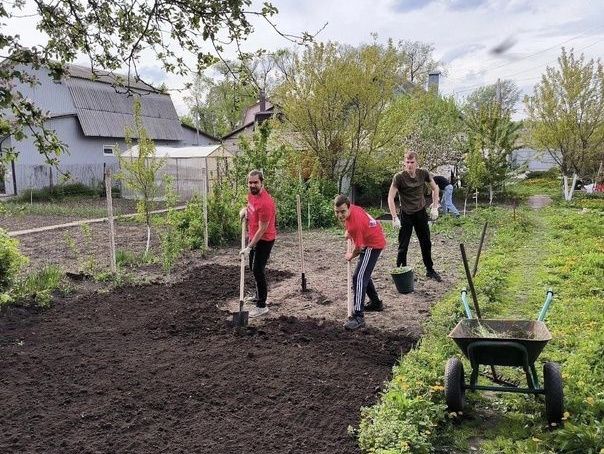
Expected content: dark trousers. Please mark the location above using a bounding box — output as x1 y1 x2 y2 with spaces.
397 209 434 271
249 239 274 307
352 248 382 317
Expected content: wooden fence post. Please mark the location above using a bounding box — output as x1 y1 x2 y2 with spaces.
105 168 117 273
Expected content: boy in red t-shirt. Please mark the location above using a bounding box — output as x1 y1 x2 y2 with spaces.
239 170 277 317
334 194 386 331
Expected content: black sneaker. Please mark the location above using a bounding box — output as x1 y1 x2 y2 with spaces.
344 316 366 331
426 269 442 282
364 299 383 312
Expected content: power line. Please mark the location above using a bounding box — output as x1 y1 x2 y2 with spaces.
448 35 604 96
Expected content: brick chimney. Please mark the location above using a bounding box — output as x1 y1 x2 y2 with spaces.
259 89 266 112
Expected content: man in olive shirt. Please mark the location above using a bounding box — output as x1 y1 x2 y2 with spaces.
387 151 442 282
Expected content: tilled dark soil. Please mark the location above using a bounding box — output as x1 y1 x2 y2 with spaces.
0 264 414 454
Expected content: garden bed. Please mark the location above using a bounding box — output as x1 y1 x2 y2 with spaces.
1 212 480 452
0 263 413 453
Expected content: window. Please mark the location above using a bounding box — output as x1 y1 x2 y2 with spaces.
103 145 114 156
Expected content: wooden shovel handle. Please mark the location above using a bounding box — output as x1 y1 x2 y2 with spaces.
240 219 246 303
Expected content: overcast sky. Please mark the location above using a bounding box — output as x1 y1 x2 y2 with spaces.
7 0 604 119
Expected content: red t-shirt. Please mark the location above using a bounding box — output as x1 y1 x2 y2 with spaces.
345 205 386 250
247 189 277 241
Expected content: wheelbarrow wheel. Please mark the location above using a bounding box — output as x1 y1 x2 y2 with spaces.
543 362 564 425
444 357 465 412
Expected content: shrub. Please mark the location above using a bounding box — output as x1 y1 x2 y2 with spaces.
176 195 206 250
0 229 28 294
207 180 243 246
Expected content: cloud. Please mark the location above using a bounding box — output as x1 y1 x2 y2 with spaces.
391 0 434 13
138 65 167 84
448 0 488 11
391 0 490 14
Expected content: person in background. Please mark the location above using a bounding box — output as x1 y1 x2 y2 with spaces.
433 173 460 217
334 194 386 331
239 170 277 318
387 151 442 282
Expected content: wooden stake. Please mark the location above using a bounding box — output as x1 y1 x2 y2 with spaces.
296 194 307 291
203 167 209 250
347 239 353 318
307 202 311 229
105 168 117 273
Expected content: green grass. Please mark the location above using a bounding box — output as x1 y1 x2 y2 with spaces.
357 196 604 453
3 265 65 308
505 169 563 201
14 183 103 202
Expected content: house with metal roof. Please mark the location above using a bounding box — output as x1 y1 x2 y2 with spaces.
0 63 219 196
222 90 277 156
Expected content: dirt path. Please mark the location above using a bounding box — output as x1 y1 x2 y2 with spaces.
465 210 550 452
527 195 553 209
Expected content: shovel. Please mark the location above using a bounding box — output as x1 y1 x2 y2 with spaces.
296 194 308 291
232 219 249 327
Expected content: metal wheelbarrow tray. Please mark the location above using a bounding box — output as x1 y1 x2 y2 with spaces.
444 294 564 425
449 319 551 367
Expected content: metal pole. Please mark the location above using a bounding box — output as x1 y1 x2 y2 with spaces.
11 159 17 195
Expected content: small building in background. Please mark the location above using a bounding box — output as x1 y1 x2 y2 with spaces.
222 89 276 156
510 148 559 173
0 63 218 196
120 144 233 200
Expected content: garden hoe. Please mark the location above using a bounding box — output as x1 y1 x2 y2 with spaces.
232 219 249 327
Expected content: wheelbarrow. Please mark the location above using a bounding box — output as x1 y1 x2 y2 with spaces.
444 289 564 425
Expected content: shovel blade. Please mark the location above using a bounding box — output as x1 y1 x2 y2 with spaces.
232 310 249 327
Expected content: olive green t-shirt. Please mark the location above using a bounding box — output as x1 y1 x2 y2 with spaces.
392 168 431 215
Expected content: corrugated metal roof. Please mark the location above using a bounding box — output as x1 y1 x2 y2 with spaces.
66 78 182 140
123 144 228 158
66 64 158 92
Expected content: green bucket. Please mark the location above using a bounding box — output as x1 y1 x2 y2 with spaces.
391 266 414 294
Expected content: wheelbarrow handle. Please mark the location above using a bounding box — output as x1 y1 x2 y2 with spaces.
537 289 554 321
461 288 473 319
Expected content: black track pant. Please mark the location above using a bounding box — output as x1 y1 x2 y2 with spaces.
352 248 382 317
249 239 274 307
396 209 434 271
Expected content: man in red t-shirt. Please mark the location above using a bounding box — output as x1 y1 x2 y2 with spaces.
334 194 386 331
239 170 277 318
